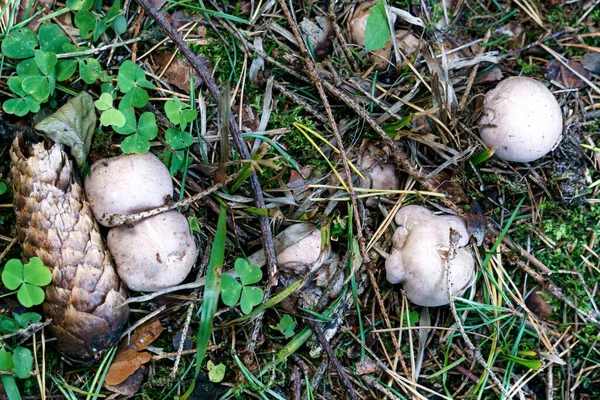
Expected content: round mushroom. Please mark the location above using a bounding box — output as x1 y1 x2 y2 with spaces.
107 211 197 292
479 76 563 162
85 153 173 227
385 205 475 307
358 143 400 207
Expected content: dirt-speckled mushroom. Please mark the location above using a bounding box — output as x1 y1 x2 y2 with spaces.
85 153 173 227
385 205 475 306
107 211 197 292
479 76 563 162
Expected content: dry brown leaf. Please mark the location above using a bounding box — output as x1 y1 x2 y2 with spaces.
105 350 152 386
155 52 202 92
105 318 164 386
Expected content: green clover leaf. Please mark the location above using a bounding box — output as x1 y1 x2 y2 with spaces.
13 347 33 379
3 99 30 116
1 27 38 59
22 76 49 102
56 60 78 81
16 59 41 78
23 257 52 286
240 286 264 315
235 258 262 286
38 24 71 53
0 348 14 372
35 50 57 75
2 259 24 290
165 128 194 150
14 312 42 329
207 360 226 383
220 274 242 306
79 58 102 84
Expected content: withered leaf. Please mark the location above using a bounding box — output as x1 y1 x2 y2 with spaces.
154 52 202 92
105 318 164 386
35 92 96 168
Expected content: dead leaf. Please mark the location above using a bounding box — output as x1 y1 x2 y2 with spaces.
155 52 202 92
581 52 600 74
465 201 486 246
105 350 152 386
35 92 96 168
105 367 147 398
546 60 589 89
105 318 164 386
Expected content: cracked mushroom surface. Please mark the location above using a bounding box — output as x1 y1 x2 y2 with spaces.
385 205 475 307
107 211 197 292
85 153 173 227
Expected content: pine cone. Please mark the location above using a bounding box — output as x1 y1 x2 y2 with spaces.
10 137 129 365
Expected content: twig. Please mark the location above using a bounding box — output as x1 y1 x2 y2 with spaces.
119 305 166 340
276 0 369 263
0 320 51 342
107 179 227 226
305 316 359 400
135 0 279 287
171 303 194 379
55 31 159 59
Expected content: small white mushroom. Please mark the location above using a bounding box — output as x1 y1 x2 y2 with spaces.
107 211 197 292
358 144 400 207
479 76 563 162
385 205 475 307
85 153 173 227
277 229 321 268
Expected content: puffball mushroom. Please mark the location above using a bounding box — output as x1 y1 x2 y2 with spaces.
358 143 400 207
385 205 475 307
479 76 563 163
277 228 321 268
85 153 173 227
108 211 197 292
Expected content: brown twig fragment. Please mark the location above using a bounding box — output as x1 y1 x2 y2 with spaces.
305 317 359 400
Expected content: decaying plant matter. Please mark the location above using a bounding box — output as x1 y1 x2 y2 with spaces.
9 136 129 365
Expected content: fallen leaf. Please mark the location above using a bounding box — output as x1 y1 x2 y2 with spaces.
155 52 202 93
581 52 600 74
105 318 164 386
105 349 151 386
35 92 96 168
105 367 147 398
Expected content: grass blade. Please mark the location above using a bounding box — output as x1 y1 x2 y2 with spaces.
181 205 227 399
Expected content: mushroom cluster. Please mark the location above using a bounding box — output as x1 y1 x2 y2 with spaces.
479 76 563 162
385 205 475 307
85 153 197 292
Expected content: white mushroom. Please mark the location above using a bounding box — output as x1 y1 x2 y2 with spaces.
277 228 321 268
107 211 197 292
385 205 475 307
358 143 400 207
85 153 173 227
479 76 563 162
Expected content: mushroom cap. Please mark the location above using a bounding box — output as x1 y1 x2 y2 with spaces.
85 153 173 227
479 76 563 162
385 205 475 306
358 145 400 207
277 229 321 268
108 211 197 292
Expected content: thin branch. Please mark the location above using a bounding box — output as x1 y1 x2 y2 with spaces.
135 0 279 287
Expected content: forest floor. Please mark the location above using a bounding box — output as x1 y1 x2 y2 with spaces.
1 0 600 399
